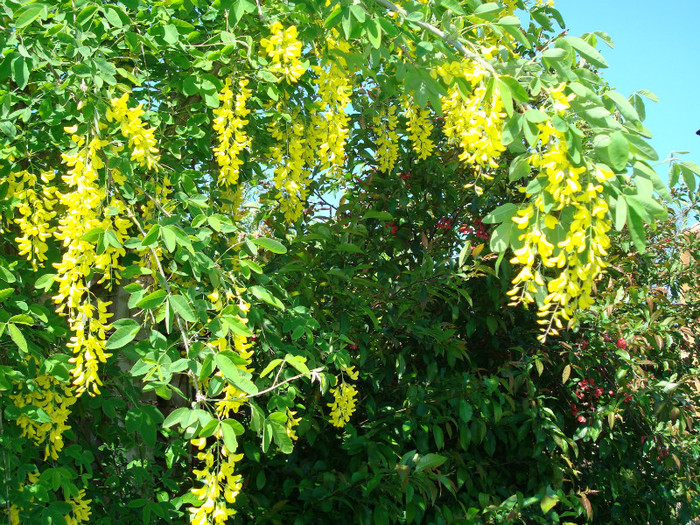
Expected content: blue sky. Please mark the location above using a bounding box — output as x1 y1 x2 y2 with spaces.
554 0 700 182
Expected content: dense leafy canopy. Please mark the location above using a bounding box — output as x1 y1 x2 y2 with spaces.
2 0 700 523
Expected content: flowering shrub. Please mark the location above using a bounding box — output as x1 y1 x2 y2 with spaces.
1 1 699 524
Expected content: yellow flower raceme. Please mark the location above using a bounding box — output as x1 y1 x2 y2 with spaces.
373 104 399 173
309 39 352 175
260 22 307 84
10 373 77 460
54 125 131 396
328 380 358 428
403 96 434 160
189 440 243 525
507 122 613 340
8 170 57 270
107 93 160 170
213 78 252 187
441 81 506 170
269 114 311 222
64 490 92 525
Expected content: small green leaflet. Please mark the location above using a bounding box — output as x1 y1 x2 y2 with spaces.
215 353 258 395
251 237 287 254
106 319 141 349
169 294 196 322
249 285 284 310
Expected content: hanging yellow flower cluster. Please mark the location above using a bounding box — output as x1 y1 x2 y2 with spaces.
106 93 160 170
507 121 612 340
373 104 400 173
286 407 302 441
260 22 307 84
188 438 243 525
8 170 57 271
309 38 352 175
186 294 253 523
10 373 77 460
439 58 506 171
213 78 252 187
54 129 115 396
327 366 359 428
402 96 435 160
10 472 91 525
269 116 311 222
64 490 93 525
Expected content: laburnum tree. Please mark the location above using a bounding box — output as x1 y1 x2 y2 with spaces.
2 0 700 523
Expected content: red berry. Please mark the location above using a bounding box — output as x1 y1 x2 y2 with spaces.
577 415 586 423
616 338 627 349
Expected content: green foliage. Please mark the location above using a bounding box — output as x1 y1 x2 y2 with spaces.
1 0 700 524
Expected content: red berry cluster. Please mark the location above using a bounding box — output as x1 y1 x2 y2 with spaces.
437 218 452 230
458 218 489 240
571 377 628 424
399 172 410 180
616 338 627 350
386 222 398 235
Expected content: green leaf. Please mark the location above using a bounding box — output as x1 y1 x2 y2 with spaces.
34 273 55 290
137 289 167 310
141 224 161 247
637 89 659 103
615 195 627 231
634 161 671 200
106 319 140 349
366 19 382 49
626 206 646 253
103 230 122 249
163 24 179 44
249 285 284 310
414 453 446 472
604 91 639 122
163 407 190 428
14 4 45 28
607 131 629 171
541 48 568 61
251 237 287 254
0 288 13 302
215 353 258 395
222 316 252 337
496 78 513 117
239 259 263 274
9 314 33 325
169 294 197 323
482 203 518 224
562 35 608 68
12 56 30 90
8 324 27 353
490 221 513 252
161 226 177 253
268 413 293 454
221 419 239 451
509 156 530 182
459 400 473 423
524 109 549 123
260 358 283 378
361 210 393 221
285 354 310 375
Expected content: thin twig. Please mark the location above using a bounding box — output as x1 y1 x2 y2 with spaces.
1 412 10 524
204 367 323 401
124 205 202 399
371 0 498 77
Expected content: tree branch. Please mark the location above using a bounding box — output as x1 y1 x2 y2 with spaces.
370 0 498 77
